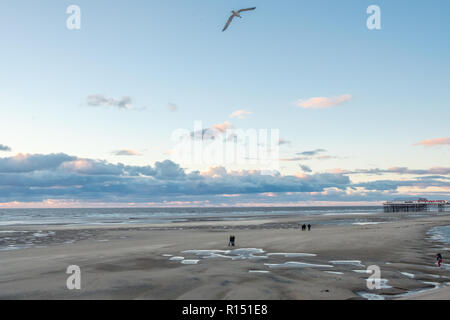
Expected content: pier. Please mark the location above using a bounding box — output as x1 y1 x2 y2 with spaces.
383 198 449 212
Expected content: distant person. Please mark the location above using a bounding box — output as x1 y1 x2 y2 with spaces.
437 253 443 267
308 224 312 231
228 235 236 247
302 224 307 231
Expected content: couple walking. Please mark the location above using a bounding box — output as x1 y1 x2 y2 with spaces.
301 224 312 231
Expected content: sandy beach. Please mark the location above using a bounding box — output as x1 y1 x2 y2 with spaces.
1 211 450 300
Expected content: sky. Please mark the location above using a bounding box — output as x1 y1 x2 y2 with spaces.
0 0 449 207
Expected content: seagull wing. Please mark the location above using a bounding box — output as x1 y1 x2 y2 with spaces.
238 7 256 13
222 15 235 32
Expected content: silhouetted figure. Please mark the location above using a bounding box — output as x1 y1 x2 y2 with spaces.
228 235 236 247
302 224 307 231
437 253 443 267
308 224 312 231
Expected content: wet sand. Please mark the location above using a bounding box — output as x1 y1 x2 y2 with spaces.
0 211 450 300
397 286 450 300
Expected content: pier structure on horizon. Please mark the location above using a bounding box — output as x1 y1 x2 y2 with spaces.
383 198 449 212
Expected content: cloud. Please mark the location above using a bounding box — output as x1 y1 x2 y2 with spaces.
414 137 450 147
168 103 178 112
0 153 351 203
0 144 11 152
0 153 76 173
280 155 340 162
299 164 312 173
344 167 450 176
0 153 448 205
280 157 309 162
316 155 339 160
278 138 291 146
297 149 327 156
190 121 234 140
281 149 341 162
87 94 134 110
112 150 142 156
297 94 352 109
354 177 450 192
230 110 252 119
60 159 125 176
212 121 233 133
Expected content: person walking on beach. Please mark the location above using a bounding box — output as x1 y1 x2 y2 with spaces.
308 224 312 231
228 235 236 247
437 253 443 267
302 224 307 231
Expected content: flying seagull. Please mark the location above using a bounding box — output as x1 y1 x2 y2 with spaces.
222 7 256 32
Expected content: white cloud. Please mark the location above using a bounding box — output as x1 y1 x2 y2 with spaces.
87 94 134 110
297 94 352 109
230 110 252 119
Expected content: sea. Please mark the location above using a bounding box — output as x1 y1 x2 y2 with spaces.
429 225 450 244
0 206 383 227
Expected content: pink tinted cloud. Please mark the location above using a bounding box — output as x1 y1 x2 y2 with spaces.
414 137 450 147
297 94 352 109
230 110 252 119
212 121 233 133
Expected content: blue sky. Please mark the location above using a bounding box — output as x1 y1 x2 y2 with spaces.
0 0 449 207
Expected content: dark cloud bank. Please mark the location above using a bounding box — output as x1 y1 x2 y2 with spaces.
0 153 448 204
